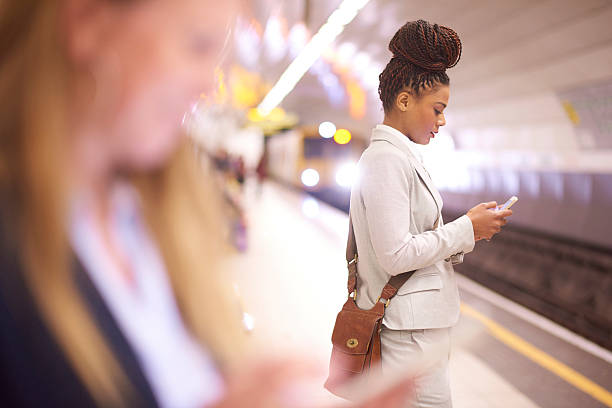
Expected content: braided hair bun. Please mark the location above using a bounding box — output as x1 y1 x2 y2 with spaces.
379 20 462 112
389 20 461 71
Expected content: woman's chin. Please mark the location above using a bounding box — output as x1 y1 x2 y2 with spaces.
416 137 432 146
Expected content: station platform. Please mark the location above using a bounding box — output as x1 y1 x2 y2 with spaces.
227 182 612 407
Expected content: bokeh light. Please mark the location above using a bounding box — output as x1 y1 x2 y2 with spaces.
334 128 352 145
301 168 320 187
319 121 336 138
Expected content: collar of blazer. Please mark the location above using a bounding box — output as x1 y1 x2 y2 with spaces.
370 125 443 219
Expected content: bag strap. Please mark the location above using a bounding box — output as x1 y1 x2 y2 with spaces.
346 215 357 295
346 216 415 305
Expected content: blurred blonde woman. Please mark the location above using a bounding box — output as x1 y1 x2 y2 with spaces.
0 0 255 406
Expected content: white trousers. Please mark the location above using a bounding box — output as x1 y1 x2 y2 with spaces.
380 326 452 408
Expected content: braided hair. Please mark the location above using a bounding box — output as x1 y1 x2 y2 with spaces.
378 20 462 113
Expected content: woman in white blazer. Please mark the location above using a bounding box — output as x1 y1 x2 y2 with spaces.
349 20 513 407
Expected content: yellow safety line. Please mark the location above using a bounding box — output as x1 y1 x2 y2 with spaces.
461 303 612 407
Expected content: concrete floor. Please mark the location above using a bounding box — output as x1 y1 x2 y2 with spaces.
226 182 612 407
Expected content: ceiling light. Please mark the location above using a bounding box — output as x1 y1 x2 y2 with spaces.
257 0 372 115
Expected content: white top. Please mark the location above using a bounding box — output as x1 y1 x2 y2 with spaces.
70 183 225 408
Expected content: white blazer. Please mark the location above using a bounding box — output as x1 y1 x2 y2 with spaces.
350 125 475 330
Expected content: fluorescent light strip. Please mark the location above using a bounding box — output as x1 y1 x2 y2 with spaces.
257 0 371 115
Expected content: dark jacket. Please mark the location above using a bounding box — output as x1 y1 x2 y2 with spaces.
0 217 159 408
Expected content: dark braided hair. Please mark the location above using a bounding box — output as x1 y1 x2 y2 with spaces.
378 20 462 113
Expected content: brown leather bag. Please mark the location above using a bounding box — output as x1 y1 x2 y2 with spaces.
324 217 414 399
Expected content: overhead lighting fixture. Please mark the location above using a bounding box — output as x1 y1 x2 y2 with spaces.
257 0 371 115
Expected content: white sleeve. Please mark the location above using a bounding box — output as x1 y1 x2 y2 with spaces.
361 153 475 276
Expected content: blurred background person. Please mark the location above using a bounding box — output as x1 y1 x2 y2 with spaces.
234 156 246 189
255 150 268 197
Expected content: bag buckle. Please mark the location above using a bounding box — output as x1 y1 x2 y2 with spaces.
348 255 358 265
376 296 390 308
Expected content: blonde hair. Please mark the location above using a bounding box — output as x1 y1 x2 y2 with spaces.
0 1 244 405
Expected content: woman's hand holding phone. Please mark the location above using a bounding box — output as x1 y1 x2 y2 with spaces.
466 201 513 241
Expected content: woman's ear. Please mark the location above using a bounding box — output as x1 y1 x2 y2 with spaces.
395 90 414 112
61 0 117 65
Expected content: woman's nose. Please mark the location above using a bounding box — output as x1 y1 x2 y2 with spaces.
438 114 446 127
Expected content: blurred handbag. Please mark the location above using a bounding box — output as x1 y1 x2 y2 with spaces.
324 217 414 399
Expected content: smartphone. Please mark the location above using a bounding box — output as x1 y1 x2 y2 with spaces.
497 196 518 211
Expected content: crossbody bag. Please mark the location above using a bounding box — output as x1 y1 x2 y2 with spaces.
324 216 414 399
